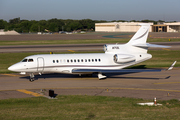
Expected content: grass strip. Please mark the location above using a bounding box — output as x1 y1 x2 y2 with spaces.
0 38 180 46
0 95 180 120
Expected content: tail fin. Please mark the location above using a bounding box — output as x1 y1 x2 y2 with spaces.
127 23 170 53
127 23 150 45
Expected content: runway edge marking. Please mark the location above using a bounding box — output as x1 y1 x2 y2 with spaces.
17 89 43 97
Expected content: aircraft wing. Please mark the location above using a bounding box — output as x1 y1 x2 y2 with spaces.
72 61 176 79
72 69 161 73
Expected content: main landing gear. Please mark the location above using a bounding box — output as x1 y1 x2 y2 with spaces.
98 73 107 80
29 73 34 82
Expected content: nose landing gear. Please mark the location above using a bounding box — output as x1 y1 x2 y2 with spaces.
29 73 34 82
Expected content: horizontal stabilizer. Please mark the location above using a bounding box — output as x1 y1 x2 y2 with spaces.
72 69 161 73
132 43 171 48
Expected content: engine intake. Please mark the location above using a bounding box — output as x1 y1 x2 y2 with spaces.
114 54 135 63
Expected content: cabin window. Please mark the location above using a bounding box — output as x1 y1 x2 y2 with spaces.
22 59 28 62
28 59 34 62
88 59 90 62
67 60 69 63
74 59 76 62
56 60 59 63
98 59 101 62
92 59 94 62
53 60 55 63
77 59 80 62
81 59 83 62
85 59 87 62
71 59 73 62
95 59 97 62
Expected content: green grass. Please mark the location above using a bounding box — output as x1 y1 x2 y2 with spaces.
148 38 180 42
0 95 180 120
0 38 180 46
0 39 128 45
1 50 179 73
131 50 180 68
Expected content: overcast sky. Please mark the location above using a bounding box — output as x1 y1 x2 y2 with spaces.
0 0 180 22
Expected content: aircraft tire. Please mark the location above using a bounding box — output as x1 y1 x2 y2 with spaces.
29 78 34 82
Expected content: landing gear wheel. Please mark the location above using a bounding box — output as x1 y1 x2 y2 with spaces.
98 73 107 80
29 78 34 82
29 73 35 82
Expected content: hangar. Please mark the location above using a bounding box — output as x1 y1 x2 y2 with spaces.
153 22 180 32
95 22 180 32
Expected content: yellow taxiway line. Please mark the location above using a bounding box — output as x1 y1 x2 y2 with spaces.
154 82 180 85
162 48 171 51
68 50 75 52
3 74 21 77
17 89 43 97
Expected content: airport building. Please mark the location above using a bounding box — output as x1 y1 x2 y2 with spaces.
153 22 180 32
95 22 180 32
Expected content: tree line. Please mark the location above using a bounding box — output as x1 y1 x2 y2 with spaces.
0 18 166 33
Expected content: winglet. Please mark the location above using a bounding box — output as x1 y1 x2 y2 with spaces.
167 61 177 71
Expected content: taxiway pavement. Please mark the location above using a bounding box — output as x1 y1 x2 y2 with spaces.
0 69 180 100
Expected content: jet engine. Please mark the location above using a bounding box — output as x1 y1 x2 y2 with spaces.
113 54 135 63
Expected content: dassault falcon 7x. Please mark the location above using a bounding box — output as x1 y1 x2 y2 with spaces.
8 23 176 82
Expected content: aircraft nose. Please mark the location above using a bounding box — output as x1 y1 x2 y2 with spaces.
8 65 17 71
8 65 14 71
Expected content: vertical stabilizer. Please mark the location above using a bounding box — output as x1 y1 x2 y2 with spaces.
127 23 151 45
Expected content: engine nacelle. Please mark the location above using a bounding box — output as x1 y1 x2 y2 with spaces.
113 54 135 63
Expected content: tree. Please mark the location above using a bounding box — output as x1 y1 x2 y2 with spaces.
79 19 95 30
0 19 7 29
68 21 83 31
30 21 39 32
9 17 20 24
19 20 32 33
47 19 65 32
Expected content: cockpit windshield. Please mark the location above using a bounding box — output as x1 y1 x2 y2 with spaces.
22 59 28 62
22 59 34 62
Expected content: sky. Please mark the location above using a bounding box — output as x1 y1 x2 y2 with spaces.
0 0 180 22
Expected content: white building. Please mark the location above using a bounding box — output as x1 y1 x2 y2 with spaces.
95 22 180 32
95 22 153 32
153 22 180 32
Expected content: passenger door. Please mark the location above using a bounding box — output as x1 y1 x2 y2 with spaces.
37 57 44 72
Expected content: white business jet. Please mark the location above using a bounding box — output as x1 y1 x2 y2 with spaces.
8 23 176 82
